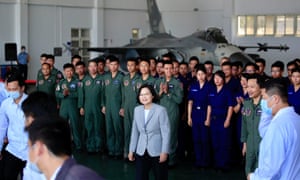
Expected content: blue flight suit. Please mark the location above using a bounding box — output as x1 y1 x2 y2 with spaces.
177 75 193 160
208 85 235 169
188 81 212 167
288 85 300 115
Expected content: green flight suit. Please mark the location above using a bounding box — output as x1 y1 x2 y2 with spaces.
135 75 157 90
78 74 105 152
122 72 140 154
37 67 64 104
37 67 64 84
56 77 81 149
36 74 57 96
155 77 183 165
241 98 262 174
102 71 124 156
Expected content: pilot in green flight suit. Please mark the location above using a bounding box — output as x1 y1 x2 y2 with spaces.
241 96 262 174
36 63 57 97
155 61 183 166
135 59 157 89
56 63 82 150
78 60 105 153
122 58 140 156
102 56 124 157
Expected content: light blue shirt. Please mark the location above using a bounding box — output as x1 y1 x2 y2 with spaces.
258 112 272 138
17 51 29 65
250 107 300 180
0 93 28 161
0 82 8 105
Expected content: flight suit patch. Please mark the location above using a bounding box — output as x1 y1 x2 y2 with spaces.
124 80 129 86
105 80 110 86
70 83 76 89
86 80 91 86
38 80 44 85
96 80 101 85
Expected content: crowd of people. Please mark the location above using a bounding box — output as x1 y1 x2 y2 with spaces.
1 51 300 179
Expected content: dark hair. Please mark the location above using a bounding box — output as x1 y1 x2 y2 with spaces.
265 78 288 103
156 60 163 65
40 53 48 58
172 59 179 65
179 62 188 67
214 70 225 83
88 59 98 65
21 46 26 50
127 57 138 64
232 61 243 68
244 62 259 71
163 60 173 67
25 116 72 156
140 58 150 65
247 74 265 88
106 55 119 63
195 64 207 74
46 54 55 61
189 56 199 63
22 91 58 118
137 84 159 104
75 61 86 67
204 60 214 66
255 58 266 66
271 61 284 71
221 61 232 68
71 55 82 62
63 63 74 70
6 71 25 87
287 60 298 68
291 67 300 74
149 57 157 64
41 63 51 68
96 57 105 64
162 53 172 60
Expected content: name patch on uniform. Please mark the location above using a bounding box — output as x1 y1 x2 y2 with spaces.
113 80 120 85
168 84 174 89
96 80 101 85
38 80 44 85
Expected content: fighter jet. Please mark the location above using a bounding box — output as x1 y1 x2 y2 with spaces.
88 0 254 70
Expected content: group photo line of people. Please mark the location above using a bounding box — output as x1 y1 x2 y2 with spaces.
1 49 300 179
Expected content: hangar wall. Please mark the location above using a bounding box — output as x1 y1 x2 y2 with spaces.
0 0 299 79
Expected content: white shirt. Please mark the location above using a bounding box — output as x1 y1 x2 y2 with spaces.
144 109 150 124
50 165 62 180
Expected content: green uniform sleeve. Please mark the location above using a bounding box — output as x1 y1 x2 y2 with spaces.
240 106 248 143
55 82 65 99
78 81 84 108
169 80 183 104
121 76 125 109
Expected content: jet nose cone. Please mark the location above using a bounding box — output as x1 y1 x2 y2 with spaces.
229 52 254 65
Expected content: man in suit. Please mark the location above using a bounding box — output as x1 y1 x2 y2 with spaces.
128 84 170 180
26 116 104 180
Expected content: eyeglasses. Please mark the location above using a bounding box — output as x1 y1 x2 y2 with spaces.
139 93 151 97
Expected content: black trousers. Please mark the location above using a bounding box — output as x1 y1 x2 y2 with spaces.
18 64 28 80
0 150 26 180
135 151 168 180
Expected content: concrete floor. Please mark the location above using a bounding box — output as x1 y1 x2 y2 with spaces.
74 152 245 180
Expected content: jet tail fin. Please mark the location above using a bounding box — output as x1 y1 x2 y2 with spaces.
147 0 166 34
